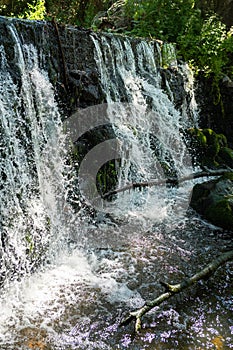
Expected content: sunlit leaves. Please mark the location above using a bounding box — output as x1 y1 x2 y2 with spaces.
211 335 224 350
125 0 233 82
23 0 46 20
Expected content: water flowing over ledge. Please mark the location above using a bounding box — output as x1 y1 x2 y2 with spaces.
0 16 232 350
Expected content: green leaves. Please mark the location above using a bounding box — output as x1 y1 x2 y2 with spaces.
23 0 46 20
125 0 233 94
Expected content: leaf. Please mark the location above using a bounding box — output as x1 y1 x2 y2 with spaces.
28 340 46 350
211 335 224 350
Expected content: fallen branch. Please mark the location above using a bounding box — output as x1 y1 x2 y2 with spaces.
119 250 233 333
103 168 232 199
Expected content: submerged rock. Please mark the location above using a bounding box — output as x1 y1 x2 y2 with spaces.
190 172 233 231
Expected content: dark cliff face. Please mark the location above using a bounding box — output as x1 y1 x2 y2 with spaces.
0 16 191 119
196 74 233 148
0 16 105 116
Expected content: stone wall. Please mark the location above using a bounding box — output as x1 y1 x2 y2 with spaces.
0 16 192 119
0 16 105 116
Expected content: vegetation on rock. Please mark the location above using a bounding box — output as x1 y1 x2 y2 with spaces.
190 172 233 230
187 128 233 169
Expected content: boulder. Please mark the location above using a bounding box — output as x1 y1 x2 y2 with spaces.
190 172 233 231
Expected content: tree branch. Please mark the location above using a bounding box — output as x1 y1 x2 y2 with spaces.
103 169 232 199
119 250 233 333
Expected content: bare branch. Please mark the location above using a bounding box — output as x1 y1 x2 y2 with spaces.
119 250 233 333
103 168 232 199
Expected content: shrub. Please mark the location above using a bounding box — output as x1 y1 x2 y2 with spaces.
125 0 233 82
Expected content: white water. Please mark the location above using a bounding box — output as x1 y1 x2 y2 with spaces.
0 24 72 285
0 24 232 350
91 34 193 219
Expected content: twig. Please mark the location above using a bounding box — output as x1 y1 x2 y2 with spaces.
119 250 233 333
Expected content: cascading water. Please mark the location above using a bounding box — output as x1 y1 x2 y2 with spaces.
0 23 71 286
90 34 193 219
0 21 232 350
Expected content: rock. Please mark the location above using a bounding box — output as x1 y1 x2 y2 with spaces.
218 147 233 168
92 0 131 32
190 172 233 231
187 128 233 168
196 73 233 149
221 75 233 88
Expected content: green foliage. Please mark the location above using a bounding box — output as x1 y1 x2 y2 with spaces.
45 0 110 26
125 0 196 41
21 0 46 20
0 0 111 25
0 0 29 17
125 0 233 86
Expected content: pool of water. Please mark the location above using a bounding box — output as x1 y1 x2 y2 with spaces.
0 212 232 350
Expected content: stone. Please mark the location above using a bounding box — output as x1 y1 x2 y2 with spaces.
196 73 233 149
190 172 233 231
218 147 233 168
187 128 233 168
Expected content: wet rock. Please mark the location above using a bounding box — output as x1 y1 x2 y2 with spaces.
196 73 233 148
186 128 233 168
190 172 233 231
161 67 186 112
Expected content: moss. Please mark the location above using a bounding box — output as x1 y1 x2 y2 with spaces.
206 199 233 230
220 172 233 181
218 147 233 168
190 173 233 231
187 128 233 168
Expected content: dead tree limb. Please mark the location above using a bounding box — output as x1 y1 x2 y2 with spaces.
120 250 233 333
103 168 232 199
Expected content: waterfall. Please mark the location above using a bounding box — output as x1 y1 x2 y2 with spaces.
0 20 195 296
0 23 196 284
0 23 195 281
0 20 232 350
89 34 193 217
0 23 70 286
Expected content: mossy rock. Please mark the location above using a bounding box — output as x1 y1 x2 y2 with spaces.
190 172 233 231
205 198 233 230
187 128 231 168
218 147 233 168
